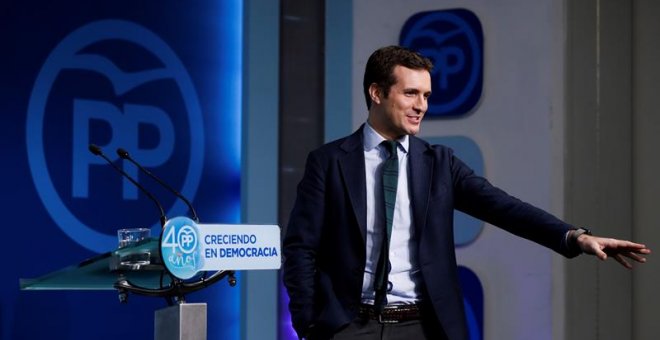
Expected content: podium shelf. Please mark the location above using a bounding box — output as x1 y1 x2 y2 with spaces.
20 238 167 291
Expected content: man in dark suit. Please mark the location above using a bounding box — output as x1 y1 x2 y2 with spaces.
282 45 650 340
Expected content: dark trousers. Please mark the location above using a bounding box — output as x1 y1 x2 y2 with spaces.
308 316 449 340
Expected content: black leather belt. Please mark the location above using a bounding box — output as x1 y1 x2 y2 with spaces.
358 304 422 324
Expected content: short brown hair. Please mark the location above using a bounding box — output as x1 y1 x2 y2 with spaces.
363 45 433 109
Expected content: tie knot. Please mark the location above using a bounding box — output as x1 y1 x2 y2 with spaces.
382 140 398 159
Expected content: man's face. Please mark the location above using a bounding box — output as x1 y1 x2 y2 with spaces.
369 65 432 140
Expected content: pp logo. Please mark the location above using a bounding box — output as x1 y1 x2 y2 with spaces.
161 216 203 279
178 226 198 254
26 20 204 253
400 9 483 117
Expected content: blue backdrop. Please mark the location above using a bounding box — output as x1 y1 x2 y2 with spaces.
0 1 242 339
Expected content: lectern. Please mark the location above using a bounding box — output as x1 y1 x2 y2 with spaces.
21 219 281 340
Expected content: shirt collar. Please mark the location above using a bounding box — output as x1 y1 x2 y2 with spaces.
364 121 409 154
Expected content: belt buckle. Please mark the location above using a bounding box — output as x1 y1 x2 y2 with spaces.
377 312 399 324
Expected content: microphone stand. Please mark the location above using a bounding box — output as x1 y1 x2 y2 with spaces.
116 148 199 223
91 145 237 303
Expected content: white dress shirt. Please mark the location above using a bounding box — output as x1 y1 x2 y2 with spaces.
361 122 422 305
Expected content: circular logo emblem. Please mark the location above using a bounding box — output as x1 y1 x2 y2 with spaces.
26 20 204 253
400 9 483 117
161 216 203 279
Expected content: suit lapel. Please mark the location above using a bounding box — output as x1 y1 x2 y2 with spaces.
408 137 433 238
338 127 367 242
336 130 433 243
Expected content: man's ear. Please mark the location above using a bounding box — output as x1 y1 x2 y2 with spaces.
368 83 381 105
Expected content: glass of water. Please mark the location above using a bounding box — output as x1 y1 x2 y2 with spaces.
117 228 151 266
118 228 150 248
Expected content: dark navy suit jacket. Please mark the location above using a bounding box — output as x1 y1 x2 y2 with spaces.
283 126 578 340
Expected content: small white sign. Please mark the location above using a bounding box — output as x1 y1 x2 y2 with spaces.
198 224 281 271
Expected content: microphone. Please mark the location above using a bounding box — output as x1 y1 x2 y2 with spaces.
116 147 199 222
88 144 167 227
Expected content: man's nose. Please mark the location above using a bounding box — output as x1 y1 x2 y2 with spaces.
413 95 427 113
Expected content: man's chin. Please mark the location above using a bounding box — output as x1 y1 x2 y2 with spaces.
406 127 421 136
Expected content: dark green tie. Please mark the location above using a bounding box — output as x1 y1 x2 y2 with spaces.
374 140 398 309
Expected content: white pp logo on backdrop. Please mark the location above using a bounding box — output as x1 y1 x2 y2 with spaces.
26 20 204 253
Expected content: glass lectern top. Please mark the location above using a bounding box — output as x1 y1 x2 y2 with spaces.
20 238 165 291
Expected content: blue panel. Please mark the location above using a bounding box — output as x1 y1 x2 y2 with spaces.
1 1 242 339
400 9 484 117
458 266 484 340
324 0 354 142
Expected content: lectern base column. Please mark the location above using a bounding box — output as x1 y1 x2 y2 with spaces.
154 303 207 340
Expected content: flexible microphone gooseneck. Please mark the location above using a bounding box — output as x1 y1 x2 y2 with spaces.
116 147 199 223
88 145 234 302
88 144 167 227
